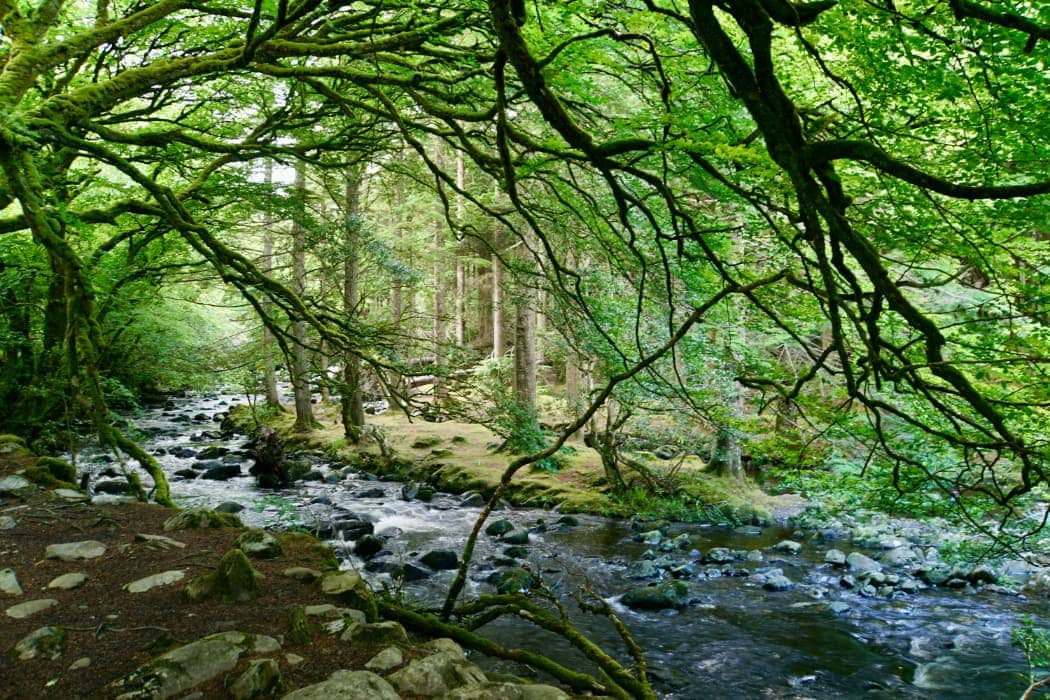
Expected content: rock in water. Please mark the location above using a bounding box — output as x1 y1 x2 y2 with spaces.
621 580 689 610
355 534 384 559
485 519 514 537
846 552 882 574
247 425 288 488
420 550 459 570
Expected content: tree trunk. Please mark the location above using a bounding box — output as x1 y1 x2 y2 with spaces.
535 288 546 366
709 427 743 479
391 180 404 327
290 163 316 432
454 149 466 346
492 255 504 359
260 160 282 409
513 289 537 412
432 140 448 404
341 172 365 442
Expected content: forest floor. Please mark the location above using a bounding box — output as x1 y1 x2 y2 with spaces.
0 447 432 699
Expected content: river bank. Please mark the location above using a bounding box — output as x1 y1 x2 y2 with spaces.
7 393 1050 698
0 441 583 699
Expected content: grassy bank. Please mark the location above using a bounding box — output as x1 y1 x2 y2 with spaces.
226 402 801 525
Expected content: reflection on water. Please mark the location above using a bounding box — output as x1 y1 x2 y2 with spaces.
75 394 1039 699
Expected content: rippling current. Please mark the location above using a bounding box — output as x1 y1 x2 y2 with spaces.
74 393 1045 699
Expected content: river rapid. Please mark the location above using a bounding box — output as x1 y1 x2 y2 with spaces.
73 393 1046 699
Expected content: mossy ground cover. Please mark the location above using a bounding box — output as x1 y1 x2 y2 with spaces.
238 401 801 524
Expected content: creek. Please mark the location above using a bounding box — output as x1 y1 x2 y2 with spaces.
74 393 1045 699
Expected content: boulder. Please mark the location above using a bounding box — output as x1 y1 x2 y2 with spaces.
704 548 734 564
0 475 30 493
321 571 378 622
420 550 459 570
486 520 515 537
93 479 133 495
334 518 375 540
236 530 283 559
200 464 242 481
636 530 663 546
824 549 846 566
773 540 803 555
125 570 186 593
6 598 58 619
1 568 23 596
846 552 882 574
880 547 919 566
355 534 385 559
503 546 529 559
108 631 279 699
503 530 530 545
365 646 404 673
365 560 431 582
284 670 398 700
45 540 107 561
626 560 660 580
195 445 229 460
442 683 571 699
164 509 243 531
135 533 187 550
185 549 262 603
48 572 88 590
342 620 408 646
621 580 689 610
13 626 66 661
229 658 281 700
762 574 794 591
247 425 288 488
387 651 488 697
487 568 534 594
215 501 246 514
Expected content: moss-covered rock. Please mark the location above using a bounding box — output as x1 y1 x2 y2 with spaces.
621 580 689 610
164 509 244 532
24 457 78 489
276 532 339 572
287 606 316 646
236 529 283 559
185 549 263 603
320 571 378 622
229 658 282 700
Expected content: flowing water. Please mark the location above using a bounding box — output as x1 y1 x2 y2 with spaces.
74 393 1044 699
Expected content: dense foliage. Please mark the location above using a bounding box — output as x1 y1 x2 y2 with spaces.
0 0 1047 556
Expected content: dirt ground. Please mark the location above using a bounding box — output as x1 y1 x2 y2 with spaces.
0 448 390 699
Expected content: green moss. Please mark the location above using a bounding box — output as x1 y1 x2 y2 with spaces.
287 606 315 646
0 434 26 446
164 509 244 531
35 456 76 483
185 548 262 603
24 458 78 490
277 531 339 571
411 436 443 449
